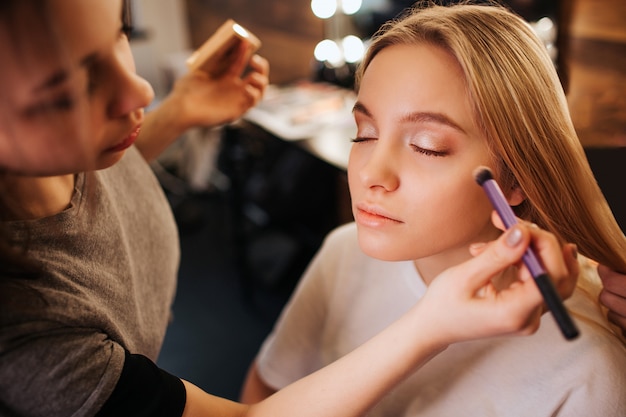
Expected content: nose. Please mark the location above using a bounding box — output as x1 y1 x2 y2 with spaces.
356 140 400 192
106 41 155 119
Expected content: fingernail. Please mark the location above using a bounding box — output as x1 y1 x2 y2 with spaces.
506 226 523 247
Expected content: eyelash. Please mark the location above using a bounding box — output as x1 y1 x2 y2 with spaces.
53 96 74 111
24 96 74 117
351 137 448 157
410 144 448 157
121 24 134 39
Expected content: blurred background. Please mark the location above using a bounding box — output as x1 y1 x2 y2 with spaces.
130 0 625 148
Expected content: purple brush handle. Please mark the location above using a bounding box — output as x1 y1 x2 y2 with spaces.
481 178 579 340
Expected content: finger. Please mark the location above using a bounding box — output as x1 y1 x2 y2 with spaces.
555 244 579 300
461 225 530 291
482 278 544 336
244 71 269 96
599 288 626 317
469 241 489 257
606 309 626 336
490 210 538 233
525 225 570 279
227 41 253 77
516 226 578 310
243 83 263 107
470 208 527 257
598 264 626 298
491 210 505 231
247 54 270 77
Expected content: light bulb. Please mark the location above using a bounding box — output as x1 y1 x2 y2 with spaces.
311 0 337 19
314 39 343 66
341 35 364 63
341 0 362 15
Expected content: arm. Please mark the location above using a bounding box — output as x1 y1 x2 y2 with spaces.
134 42 269 162
183 224 578 417
240 360 278 404
598 264 626 338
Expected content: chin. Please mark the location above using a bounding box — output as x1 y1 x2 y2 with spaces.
358 234 411 261
95 151 127 171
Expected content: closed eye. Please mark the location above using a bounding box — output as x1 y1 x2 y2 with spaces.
410 144 448 157
351 137 377 143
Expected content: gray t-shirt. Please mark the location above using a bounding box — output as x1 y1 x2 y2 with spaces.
0 146 180 417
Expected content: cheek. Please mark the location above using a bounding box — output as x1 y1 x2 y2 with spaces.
347 144 376 196
386 178 492 259
409 179 494 242
0 126 95 175
30 92 103 174
347 148 363 201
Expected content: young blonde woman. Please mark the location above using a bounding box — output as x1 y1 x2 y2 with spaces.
0 1 585 416
241 3 626 416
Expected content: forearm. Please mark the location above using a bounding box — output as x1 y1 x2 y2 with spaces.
180 303 442 417
247 303 444 417
182 380 249 417
134 96 190 162
239 362 276 404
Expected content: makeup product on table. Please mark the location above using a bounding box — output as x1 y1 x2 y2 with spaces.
474 166 579 340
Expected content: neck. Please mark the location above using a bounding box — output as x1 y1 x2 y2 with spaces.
1 174 76 220
414 247 475 286
414 238 520 290
414 227 503 286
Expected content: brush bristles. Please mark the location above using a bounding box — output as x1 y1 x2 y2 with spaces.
473 166 494 186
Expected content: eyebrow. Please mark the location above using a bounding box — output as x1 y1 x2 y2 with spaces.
34 71 69 92
33 53 98 93
352 101 466 134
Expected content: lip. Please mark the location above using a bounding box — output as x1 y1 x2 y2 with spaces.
354 203 402 227
106 125 141 153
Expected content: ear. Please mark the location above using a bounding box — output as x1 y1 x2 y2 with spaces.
507 185 526 207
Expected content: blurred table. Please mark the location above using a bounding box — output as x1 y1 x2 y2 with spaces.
243 81 356 170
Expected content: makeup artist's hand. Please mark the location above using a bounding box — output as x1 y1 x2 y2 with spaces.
470 212 579 302
165 45 269 130
420 222 579 345
135 43 269 161
598 264 626 338
156 40 269 132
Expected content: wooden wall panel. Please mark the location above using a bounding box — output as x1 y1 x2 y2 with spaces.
185 0 324 84
562 0 626 147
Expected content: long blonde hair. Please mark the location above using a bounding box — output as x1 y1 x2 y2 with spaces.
355 1 626 273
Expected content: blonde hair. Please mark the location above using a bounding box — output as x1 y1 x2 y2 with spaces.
355 1 626 273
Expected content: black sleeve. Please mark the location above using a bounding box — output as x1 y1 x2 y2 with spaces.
95 350 186 417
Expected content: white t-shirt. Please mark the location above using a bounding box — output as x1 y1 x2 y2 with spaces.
256 222 626 417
